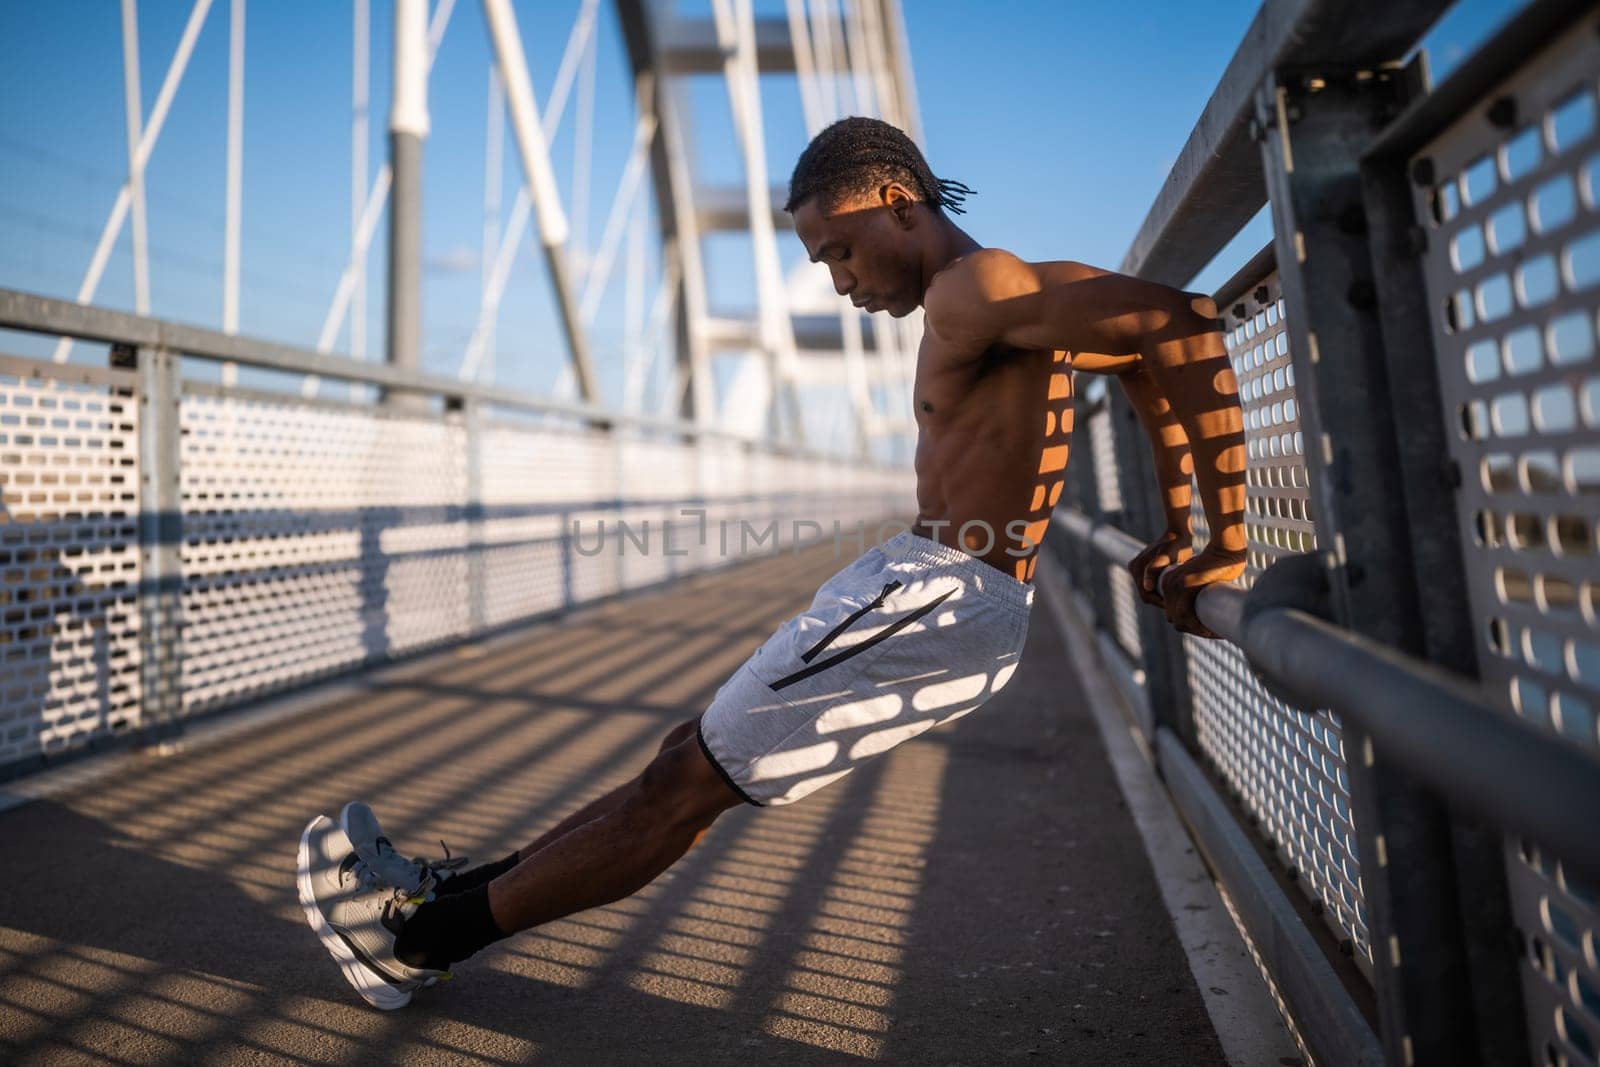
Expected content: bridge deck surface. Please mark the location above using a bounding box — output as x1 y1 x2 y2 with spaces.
1 545 1226 1065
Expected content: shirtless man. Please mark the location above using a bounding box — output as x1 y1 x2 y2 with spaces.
297 117 1249 1009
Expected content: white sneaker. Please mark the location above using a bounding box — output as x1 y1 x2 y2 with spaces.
296 815 450 1010
338 801 467 895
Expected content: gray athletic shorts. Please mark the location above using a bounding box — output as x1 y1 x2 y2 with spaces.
697 530 1034 807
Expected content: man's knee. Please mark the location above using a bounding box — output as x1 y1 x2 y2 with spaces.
635 732 743 825
656 717 700 754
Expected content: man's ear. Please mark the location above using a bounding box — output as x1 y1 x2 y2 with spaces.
880 182 917 228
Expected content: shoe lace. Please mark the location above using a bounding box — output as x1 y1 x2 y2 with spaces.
415 839 471 878
352 837 469 901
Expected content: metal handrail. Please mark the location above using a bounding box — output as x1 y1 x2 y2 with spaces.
1118 0 1448 287
1055 509 1600 886
0 287 892 467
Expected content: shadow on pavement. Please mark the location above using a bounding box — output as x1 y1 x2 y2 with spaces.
2 545 1226 1065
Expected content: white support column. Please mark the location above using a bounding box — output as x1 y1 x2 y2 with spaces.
851 1 920 455
304 0 451 395
807 0 839 120
813 0 855 117
119 0 150 317
481 65 503 383
221 0 245 385
571 14 597 276
386 0 429 384
351 0 369 364
793 0 876 450
784 0 824 135
481 0 599 404
843 0 876 117
713 0 805 444
854 1 914 450
223 0 244 333
540 0 600 141
457 0 598 383
859 0 900 128
655 78 715 428
480 0 570 253
825 0 855 115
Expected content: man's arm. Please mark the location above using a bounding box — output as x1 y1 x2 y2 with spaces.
927 250 1247 635
1115 364 1198 607
1132 312 1248 637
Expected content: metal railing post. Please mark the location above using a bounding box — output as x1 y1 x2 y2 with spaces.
1360 84 1531 1067
458 395 487 636
130 344 183 747
1257 66 1506 1064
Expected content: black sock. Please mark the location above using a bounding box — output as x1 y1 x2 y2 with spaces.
434 851 521 896
394 882 508 971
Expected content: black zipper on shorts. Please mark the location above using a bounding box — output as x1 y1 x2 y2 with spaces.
773 584 954 692
799 580 903 663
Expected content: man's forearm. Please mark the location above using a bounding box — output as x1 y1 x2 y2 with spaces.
1146 336 1248 558
1164 347 1248 559
1115 364 1196 536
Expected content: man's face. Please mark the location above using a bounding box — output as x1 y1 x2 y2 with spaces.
792 188 922 318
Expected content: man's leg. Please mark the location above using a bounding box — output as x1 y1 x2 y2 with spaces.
488 729 742 931
393 721 746 968
509 717 702 861
430 718 708 897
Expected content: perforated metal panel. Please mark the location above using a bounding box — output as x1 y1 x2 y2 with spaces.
1185 275 1370 971
1411 20 1600 1064
480 419 619 623
0 341 912 778
616 432 702 591
1217 275 1316 583
179 387 472 712
0 356 142 764
1108 566 1144 660
1088 404 1124 515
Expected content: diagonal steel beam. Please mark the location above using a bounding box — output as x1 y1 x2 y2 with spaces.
482 0 600 405
53 0 214 362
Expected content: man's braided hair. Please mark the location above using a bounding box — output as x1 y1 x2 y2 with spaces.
784 116 976 217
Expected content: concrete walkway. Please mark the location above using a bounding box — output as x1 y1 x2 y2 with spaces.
1 545 1228 1065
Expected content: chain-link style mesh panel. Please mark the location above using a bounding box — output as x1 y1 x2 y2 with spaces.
1185 274 1370 972
1411 21 1600 1063
0 357 142 765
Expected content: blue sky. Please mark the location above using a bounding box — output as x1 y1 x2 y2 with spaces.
0 0 1526 406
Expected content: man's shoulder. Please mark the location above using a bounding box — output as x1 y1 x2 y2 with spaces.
925 251 1125 319
924 248 1039 346
927 248 1036 303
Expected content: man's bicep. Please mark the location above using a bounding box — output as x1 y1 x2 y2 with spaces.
1026 266 1207 356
